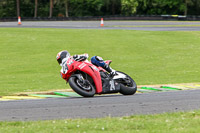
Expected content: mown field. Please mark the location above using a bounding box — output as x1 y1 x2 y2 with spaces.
0 28 200 132
0 110 200 133
0 28 200 95
0 28 200 96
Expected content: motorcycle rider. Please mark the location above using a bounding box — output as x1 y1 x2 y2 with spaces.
56 50 116 80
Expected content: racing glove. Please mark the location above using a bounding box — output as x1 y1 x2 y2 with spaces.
73 53 89 61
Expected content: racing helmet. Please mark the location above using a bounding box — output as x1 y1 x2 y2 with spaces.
56 50 70 65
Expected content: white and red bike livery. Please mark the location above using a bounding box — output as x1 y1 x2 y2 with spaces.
61 58 137 97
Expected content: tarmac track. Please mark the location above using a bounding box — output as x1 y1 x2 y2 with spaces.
0 90 200 121
1 21 200 31
0 21 200 121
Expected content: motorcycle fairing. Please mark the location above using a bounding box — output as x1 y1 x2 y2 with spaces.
76 62 103 93
63 59 114 94
113 72 127 79
101 78 120 94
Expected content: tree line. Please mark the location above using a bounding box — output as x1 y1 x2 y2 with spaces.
0 0 200 18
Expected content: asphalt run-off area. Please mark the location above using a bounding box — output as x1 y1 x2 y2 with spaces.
0 21 200 121
1 21 200 31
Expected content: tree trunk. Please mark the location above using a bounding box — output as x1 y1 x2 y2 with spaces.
16 0 20 17
49 0 53 18
184 0 188 16
65 0 69 17
34 0 38 18
112 0 116 15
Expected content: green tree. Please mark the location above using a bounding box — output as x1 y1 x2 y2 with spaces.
136 0 185 15
184 0 194 15
190 0 200 15
54 0 69 17
121 0 138 15
0 0 16 17
101 0 121 15
1 0 200 18
68 0 104 16
20 0 34 17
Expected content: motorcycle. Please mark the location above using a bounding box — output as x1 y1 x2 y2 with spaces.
64 58 137 97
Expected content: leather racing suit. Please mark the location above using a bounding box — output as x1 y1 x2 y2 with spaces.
60 54 115 80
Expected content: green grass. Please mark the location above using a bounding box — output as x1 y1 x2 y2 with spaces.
0 110 200 133
0 28 200 132
0 28 200 95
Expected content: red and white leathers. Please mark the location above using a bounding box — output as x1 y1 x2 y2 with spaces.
59 53 116 80
60 53 89 80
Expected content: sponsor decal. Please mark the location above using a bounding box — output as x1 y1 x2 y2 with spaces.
92 65 99 71
78 63 86 69
110 80 115 91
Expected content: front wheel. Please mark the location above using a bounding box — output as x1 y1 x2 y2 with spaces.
69 76 95 97
115 71 137 95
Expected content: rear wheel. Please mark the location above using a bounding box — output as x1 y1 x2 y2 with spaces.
116 71 137 95
69 75 95 97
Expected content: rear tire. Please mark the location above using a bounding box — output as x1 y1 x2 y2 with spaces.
69 76 95 97
117 71 137 95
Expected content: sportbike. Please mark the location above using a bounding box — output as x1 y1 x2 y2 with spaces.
64 58 137 97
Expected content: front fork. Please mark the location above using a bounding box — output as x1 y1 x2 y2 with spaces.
71 73 92 91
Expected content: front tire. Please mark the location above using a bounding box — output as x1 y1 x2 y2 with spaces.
69 76 95 97
116 71 137 95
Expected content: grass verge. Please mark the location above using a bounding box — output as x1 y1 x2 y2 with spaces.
0 28 200 95
0 110 200 133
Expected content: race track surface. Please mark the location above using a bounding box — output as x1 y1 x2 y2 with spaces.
1 90 200 121
1 21 200 31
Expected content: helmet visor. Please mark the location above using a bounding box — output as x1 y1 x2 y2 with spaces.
57 58 62 65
